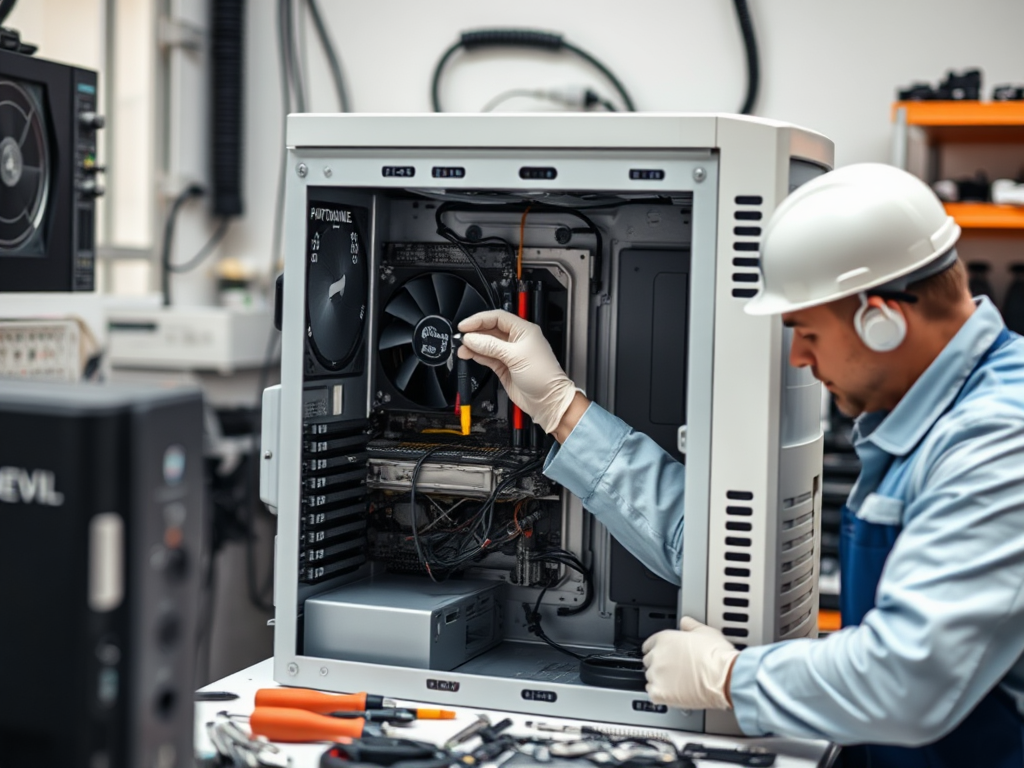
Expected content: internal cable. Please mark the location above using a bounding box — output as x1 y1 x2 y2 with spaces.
432 29 636 113
517 206 531 280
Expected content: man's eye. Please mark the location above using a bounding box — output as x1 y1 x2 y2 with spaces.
802 334 816 343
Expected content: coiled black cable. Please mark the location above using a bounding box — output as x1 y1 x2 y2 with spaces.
733 0 760 115
431 29 636 113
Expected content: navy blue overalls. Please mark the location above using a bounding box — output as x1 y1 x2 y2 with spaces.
839 327 1024 768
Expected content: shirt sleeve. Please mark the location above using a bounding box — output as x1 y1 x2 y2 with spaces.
543 402 686 584
731 415 1024 745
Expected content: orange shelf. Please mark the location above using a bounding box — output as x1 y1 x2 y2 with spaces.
892 101 1024 143
944 202 1024 230
893 100 1024 126
818 609 841 633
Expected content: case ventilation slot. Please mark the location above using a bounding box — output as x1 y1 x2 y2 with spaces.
731 196 763 299
778 485 819 638
722 489 755 645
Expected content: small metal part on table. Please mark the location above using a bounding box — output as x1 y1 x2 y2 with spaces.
444 713 492 749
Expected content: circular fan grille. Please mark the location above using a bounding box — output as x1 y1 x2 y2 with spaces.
379 272 489 409
0 80 49 249
307 214 368 370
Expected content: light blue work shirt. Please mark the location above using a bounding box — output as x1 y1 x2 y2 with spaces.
544 297 1024 745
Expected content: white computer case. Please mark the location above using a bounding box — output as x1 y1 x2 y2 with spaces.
261 113 834 735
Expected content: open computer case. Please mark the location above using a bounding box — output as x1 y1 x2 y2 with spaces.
261 113 834 734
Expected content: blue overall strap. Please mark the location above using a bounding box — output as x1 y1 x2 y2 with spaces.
838 327 1022 768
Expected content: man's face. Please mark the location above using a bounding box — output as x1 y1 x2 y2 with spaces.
782 298 888 418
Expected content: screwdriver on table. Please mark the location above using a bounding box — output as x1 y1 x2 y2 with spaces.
255 688 456 719
250 707 390 742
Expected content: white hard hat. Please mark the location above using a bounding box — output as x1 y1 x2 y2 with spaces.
744 163 961 316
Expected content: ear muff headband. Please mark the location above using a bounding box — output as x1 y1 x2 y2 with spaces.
854 293 906 352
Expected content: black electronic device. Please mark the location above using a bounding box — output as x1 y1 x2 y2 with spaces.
0 44 104 291
0 380 203 768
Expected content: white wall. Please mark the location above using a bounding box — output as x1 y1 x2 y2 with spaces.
222 0 1024 279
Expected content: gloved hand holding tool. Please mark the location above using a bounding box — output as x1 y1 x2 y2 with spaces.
457 310 582 435
642 617 740 711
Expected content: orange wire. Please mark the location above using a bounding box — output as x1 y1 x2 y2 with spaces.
517 207 531 280
513 500 526 533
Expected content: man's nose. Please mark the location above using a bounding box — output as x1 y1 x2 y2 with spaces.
789 336 814 369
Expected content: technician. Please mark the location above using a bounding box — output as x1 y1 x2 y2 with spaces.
457 163 1024 767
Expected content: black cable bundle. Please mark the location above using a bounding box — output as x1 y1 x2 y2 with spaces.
210 0 245 217
732 0 760 115
431 28 636 113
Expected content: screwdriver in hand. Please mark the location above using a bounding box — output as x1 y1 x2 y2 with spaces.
254 688 455 719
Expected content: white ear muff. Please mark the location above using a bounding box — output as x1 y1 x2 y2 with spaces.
854 293 906 352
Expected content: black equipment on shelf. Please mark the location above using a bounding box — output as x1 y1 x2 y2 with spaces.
0 42 103 291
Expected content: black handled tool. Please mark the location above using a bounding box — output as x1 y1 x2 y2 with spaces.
681 743 776 766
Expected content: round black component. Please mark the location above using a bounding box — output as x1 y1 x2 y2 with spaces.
0 79 49 249
412 315 454 366
554 226 572 245
154 687 177 719
464 224 482 242
156 612 181 650
163 547 189 581
579 655 647 691
378 272 489 410
307 209 368 370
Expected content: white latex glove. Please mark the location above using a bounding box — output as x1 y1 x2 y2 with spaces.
457 309 577 434
642 617 740 711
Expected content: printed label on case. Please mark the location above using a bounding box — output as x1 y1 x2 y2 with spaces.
521 689 557 703
632 701 668 713
427 679 460 692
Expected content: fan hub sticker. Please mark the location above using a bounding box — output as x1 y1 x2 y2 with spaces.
413 315 453 366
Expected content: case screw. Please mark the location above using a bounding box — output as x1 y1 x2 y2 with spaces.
323 167 332 178
319 666 328 677
693 167 706 183
287 662 299 676
297 163 308 178
264 450 273 459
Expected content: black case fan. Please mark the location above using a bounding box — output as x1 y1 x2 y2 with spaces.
379 272 489 409
0 79 48 250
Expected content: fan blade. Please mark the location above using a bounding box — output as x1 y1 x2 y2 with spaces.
423 367 448 409
379 321 414 350
432 273 463 319
0 167 40 221
0 104 25 144
406 276 440 317
454 283 489 324
395 354 420 392
384 288 424 326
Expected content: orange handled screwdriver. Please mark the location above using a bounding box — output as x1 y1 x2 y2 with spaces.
254 688 455 719
250 707 381 742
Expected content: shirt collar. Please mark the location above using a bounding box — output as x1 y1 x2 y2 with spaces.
855 296 1004 457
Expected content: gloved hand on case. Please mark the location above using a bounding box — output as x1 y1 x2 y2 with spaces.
457 310 577 434
642 617 740 711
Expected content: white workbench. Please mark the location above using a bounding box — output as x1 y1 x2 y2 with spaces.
196 659 838 767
